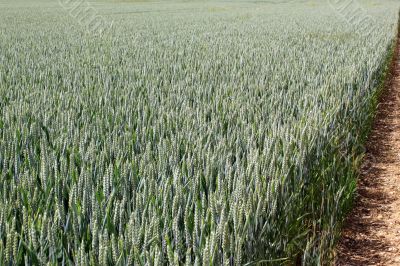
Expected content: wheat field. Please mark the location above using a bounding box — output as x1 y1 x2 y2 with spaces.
0 0 399 264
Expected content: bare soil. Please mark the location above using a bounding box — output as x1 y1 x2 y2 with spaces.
336 36 400 265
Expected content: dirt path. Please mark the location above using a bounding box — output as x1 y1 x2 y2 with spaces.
336 36 400 265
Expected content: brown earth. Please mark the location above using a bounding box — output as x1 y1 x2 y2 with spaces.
335 35 400 265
